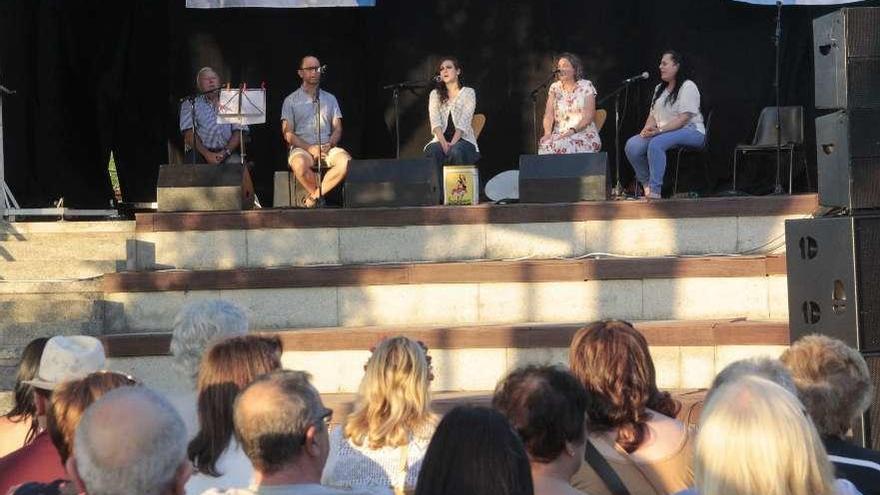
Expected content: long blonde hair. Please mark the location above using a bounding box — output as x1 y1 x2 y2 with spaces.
344 336 434 449
695 375 836 495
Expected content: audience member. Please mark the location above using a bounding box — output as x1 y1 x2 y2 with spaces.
186 335 283 494
684 375 859 495
0 336 106 494
0 337 48 457
493 365 588 495
204 369 374 495
568 320 693 495
68 386 191 495
781 334 880 494
709 356 796 399
11 371 138 495
169 299 249 436
414 405 533 495
322 337 436 494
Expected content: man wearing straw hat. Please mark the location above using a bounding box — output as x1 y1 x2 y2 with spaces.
0 336 106 493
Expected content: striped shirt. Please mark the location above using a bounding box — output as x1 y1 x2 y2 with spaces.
179 95 248 150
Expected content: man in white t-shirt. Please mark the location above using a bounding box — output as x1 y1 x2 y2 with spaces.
202 370 373 495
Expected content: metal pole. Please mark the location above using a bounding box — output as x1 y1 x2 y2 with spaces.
773 0 784 194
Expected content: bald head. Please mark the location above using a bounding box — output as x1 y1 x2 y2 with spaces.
72 387 188 495
234 369 326 476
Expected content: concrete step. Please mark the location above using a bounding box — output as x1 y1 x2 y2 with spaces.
103 319 788 394
0 232 131 261
0 297 105 324
0 279 102 295
0 221 135 235
0 260 121 281
102 256 788 332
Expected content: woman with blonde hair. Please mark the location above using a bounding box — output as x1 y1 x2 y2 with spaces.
322 336 436 494
686 375 859 495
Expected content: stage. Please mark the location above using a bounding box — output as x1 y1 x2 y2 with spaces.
0 194 817 407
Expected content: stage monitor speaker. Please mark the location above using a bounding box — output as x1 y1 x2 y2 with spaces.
344 158 439 208
518 152 608 203
157 163 247 212
814 7 880 109
786 215 880 449
816 108 880 210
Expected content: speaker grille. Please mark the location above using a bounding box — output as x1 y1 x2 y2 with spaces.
848 59 880 109
855 217 880 352
845 8 880 58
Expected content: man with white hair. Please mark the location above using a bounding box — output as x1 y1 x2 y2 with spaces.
0 336 106 494
68 386 191 495
203 370 372 495
167 298 249 437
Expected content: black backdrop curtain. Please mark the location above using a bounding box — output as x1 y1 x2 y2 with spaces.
1 0 877 207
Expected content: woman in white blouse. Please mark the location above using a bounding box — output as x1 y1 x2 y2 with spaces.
625 50 706 199
322 336 437 495
424 57 480 168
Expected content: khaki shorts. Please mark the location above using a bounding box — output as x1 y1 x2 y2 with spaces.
288 146 348 168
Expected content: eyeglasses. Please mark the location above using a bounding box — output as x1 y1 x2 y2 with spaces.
300 66 322 72
317 407 333 427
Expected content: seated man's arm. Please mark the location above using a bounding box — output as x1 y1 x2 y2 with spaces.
183 129 222 163
282 119 313 150
326 117 342 149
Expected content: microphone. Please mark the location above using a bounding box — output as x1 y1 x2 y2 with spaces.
551 69 562 75
623 71 649 84
0 84 16 95
433 74 442 83
317 65 328 74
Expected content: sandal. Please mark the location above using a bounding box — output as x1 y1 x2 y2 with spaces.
302 195 318 209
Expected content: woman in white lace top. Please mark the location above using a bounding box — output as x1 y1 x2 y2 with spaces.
322 336 437 495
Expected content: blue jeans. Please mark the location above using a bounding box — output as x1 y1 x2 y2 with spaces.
625 128 705 193
425 140 480 166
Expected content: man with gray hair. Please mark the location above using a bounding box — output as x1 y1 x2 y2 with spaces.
168 298 249 436
68 386 191 495
781 334 880 494
203 370 371 495
708 356 797 402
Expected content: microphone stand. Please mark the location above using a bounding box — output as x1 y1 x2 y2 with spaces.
0 82 20 216
772 0 785 195
180 88 219 166
528 72 557 153
314 85 325 207
382 80 431 158
598 79 640 199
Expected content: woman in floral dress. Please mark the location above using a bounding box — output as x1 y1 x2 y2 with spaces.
539 52 601 155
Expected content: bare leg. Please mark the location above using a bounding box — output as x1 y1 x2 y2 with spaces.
318 151 351 196
289 152 318 197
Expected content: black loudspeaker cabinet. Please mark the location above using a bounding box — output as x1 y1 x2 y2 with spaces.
814 7 880 109
786 216 880 352
519 152 608 203
816 108 880 210
156 163 248 212
344 158 439 208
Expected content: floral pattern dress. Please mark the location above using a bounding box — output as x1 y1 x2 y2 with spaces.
539 79 602 155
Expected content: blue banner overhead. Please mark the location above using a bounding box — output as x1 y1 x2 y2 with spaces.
186 0 375 8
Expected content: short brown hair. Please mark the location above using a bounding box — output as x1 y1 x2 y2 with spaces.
47 371 137 463
781 334 872 438
569 320 678 452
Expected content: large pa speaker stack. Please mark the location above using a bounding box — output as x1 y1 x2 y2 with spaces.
786 6 880 449
813 7 880 210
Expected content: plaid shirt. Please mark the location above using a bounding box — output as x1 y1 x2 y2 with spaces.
179 95 248 150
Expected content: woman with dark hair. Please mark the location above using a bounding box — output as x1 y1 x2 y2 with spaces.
0 338 49 457
493 365 588 495
414 406 533 495
569 320 694 495
424 57 480 169
539 52 601 155
185 334 282 494
625 50 705 199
